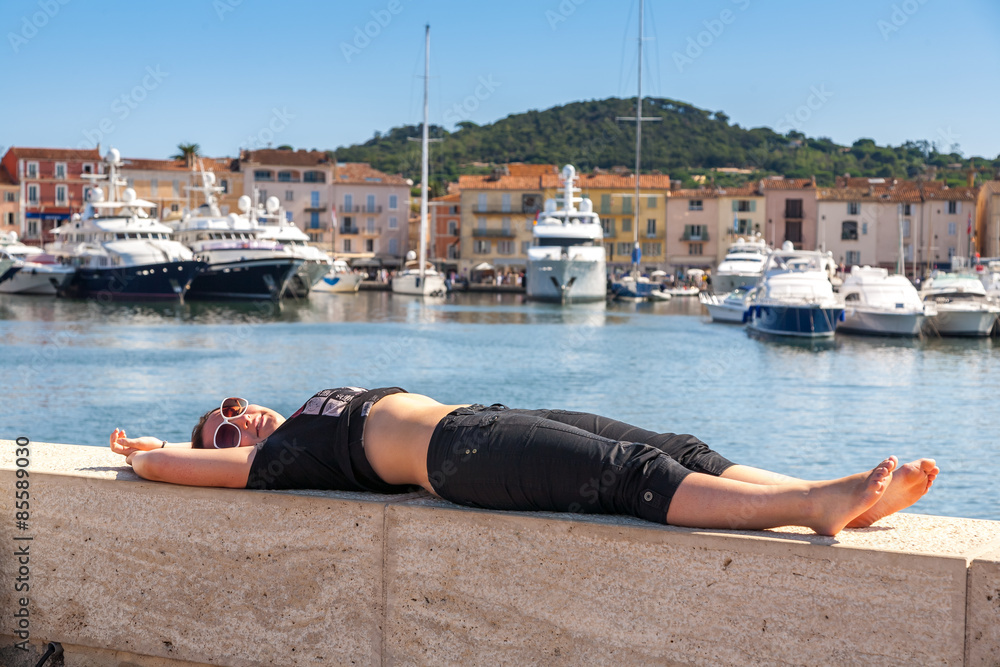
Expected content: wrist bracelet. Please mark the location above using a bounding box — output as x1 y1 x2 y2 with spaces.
160 440 166 448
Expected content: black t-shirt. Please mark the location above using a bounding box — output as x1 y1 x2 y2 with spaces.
245 387 416 493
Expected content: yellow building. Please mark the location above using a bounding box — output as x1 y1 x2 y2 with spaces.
573 172 672 273
457 164 555 275
713 183 766 265
120 157 242 221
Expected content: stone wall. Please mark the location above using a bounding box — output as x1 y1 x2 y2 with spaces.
1 440 998 666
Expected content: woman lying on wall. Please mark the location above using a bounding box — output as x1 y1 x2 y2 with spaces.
110 386 939 536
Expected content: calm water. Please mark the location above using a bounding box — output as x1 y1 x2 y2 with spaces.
1 291 997 521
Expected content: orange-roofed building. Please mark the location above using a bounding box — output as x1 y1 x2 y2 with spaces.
429 192 460 269
331 161 411 267
1 146 103 244
976 181 1000 259
119 156 242 222
759 176 819 251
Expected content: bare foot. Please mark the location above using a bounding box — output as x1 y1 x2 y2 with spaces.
845 459 938 528
809 456 897 536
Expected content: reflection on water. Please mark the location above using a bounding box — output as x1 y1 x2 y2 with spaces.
1 290 998 521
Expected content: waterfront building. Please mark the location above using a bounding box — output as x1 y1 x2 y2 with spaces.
0 147 102 244
331 162 411 270
120 157 242 221
665 188 719 274
713 183 766 265
976 180 1000 258
457 164 555 275
919 181 979 269
429 192 460 271
759 176 819 251
240 149 334 245
576 172 671 274
816 186 882 270
0 167 18 238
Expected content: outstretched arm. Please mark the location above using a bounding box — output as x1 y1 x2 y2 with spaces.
110 428 255 488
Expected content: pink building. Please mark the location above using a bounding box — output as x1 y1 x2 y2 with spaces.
665 188 718 271
760 177 818 250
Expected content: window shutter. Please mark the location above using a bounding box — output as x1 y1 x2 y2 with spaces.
749 201 756 212
732 201 738 212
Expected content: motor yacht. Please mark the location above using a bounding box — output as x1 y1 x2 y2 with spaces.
251 197 333 297
311 258 362 293
746 242 844 338
46 148 204 301
713 236 769 293
837 266 934 337
920 272 999 337
700 285 754 323
171 171 302 301
0 232 75 295
525 165 606 303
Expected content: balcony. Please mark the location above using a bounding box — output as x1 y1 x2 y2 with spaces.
303 204 328 212
680 229 710 242
339 226 360 235
472 227 517 238
341 204 383 214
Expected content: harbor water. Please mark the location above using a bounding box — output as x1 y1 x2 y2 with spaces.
1 291 997 522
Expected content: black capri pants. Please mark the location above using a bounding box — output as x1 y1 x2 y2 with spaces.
425 404 736 524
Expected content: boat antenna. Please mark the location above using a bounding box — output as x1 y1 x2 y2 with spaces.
616 0 660 280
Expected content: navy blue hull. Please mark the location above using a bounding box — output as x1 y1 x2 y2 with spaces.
187 258 301 301
61 261 205 301
747 305 843 338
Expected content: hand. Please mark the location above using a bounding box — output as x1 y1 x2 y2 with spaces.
110 428 161 464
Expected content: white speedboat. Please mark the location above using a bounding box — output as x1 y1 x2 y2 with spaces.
746 242 844 338
837 266 934 337
700 286 754 323
46 148 204 301
921 272 1000 337
714 236 769 293
611 274 670 302
252 197 333 297
312 259 362 293
525 165 606 303
0 232 75 295
171 171 303 300
391 25 447 299
663 285 701 297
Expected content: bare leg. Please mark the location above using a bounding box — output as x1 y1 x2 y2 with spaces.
666 457 897 536
721 460 939 528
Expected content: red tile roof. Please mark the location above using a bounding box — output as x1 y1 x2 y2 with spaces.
122 157 237 172
0 167 15 187
241 149 332 167
5 147 101 161
458 171 673 191
506 163 558 177
458 174 546 191
920 184 978 201
714 184 761 197
668 188 719 199
432 193 460 203
334 162 408 185
759 177 816 190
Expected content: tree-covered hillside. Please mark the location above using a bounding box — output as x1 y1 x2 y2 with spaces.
330 97 999 188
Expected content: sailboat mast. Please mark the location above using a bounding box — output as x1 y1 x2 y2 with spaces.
633 0 643 277
419 24 430 285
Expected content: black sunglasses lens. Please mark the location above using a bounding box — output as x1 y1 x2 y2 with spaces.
221 398 247 419
215 423 242 448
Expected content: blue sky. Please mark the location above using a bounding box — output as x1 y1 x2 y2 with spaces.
2 0 998 161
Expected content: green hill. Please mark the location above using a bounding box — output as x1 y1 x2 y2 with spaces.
330 97 998 189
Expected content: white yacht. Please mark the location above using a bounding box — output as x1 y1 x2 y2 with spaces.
252 197 333 296
170 171 303 300
311 259 362 293
391 25 447 299
526 165 606 303
0 232 75 295
920 272 1000 337
746 242 844 338
46 148 204 301
713 236 769 293
837 266 934 337
700 286 754 323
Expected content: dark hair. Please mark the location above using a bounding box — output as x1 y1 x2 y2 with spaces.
190 408 218 449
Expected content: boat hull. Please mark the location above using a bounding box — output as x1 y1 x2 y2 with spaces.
838 308 925 337
527 258 606 303
186 258 302 301
0 262 76 295
285 259 332 298
933 306 998 337
392 272 447 296
704 301 747 323
60 260 206 301
747 304 843 338
312 272 363 293
610 279 668 302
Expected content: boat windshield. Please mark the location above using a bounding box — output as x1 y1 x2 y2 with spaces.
534 238 595 247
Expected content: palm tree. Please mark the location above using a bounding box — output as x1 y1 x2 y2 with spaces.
171 143 201 168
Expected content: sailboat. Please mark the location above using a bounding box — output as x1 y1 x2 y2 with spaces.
610 0 668 303
392 24 447 298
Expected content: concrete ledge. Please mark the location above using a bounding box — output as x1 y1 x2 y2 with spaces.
2 440 999 666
